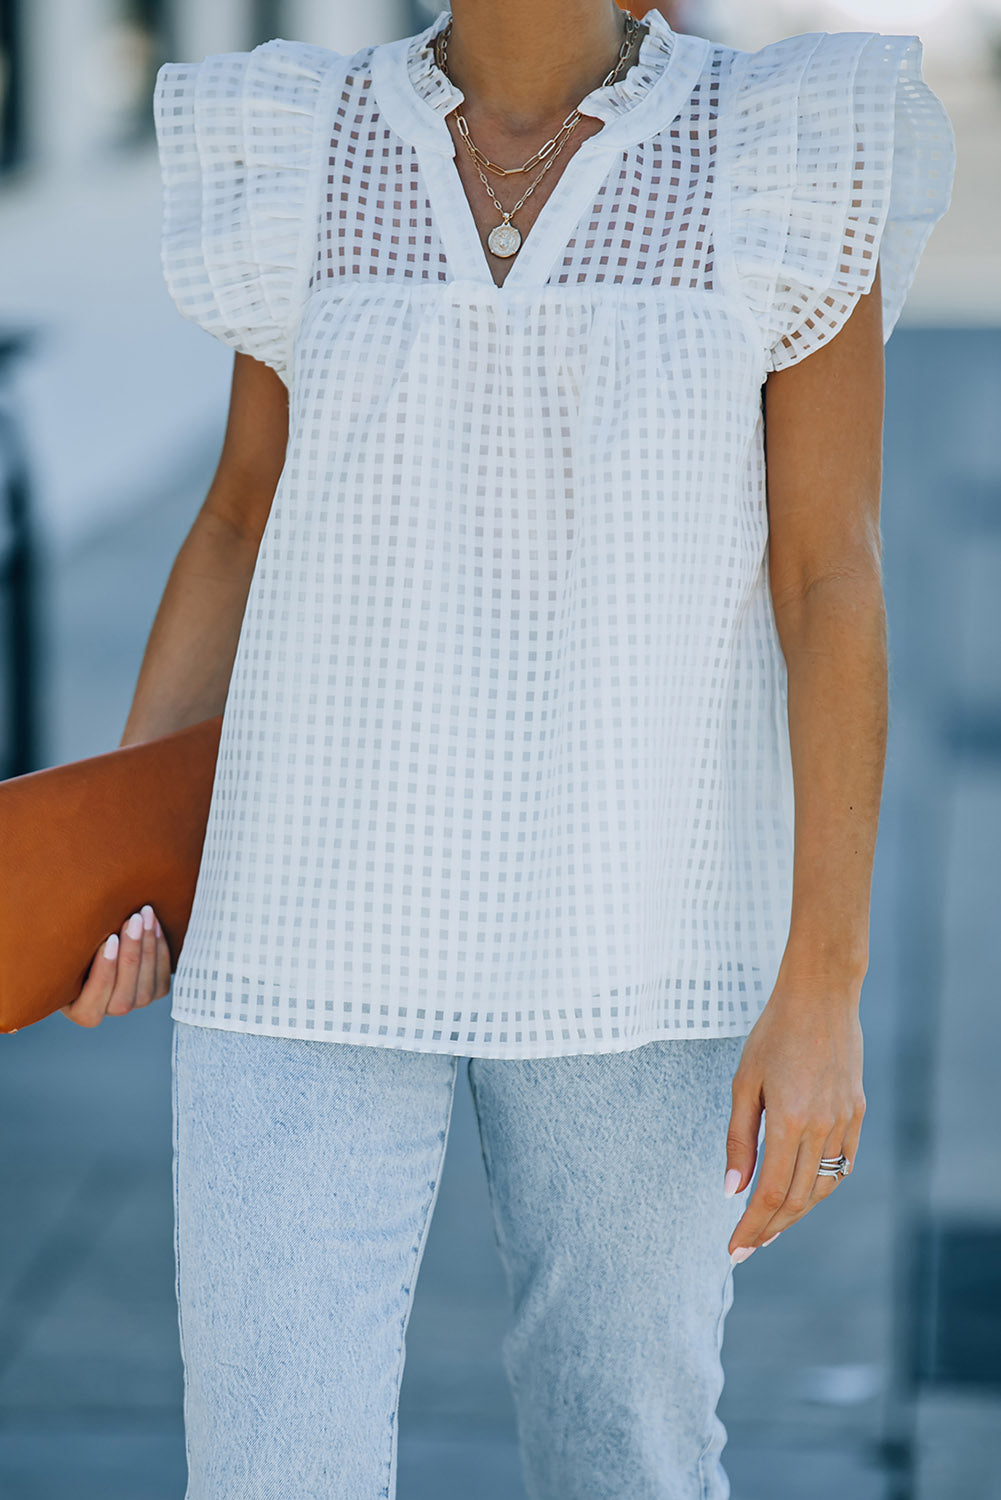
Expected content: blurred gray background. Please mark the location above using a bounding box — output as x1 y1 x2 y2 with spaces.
1 1 999 1497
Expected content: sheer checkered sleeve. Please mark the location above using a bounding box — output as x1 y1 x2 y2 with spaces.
725 30 956 373
152 40 335 385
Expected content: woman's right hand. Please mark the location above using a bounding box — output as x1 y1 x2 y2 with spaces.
60 905 173 1028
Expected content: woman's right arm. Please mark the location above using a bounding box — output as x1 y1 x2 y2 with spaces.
61 353 289 1027
120 351 289 745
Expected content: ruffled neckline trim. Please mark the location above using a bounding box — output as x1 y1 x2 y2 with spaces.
406 6 677 124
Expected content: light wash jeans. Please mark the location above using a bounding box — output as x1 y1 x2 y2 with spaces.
171 1018 750 1500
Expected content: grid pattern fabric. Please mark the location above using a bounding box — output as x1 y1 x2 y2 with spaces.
313 47 451 286
724 29 956 371
551 49 723 290
152 7 954 1057
154 39 334 382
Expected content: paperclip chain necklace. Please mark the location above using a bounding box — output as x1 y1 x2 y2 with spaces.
434 12 643 259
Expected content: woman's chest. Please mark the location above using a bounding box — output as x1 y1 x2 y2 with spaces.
442 111 610 291
309 89 725 297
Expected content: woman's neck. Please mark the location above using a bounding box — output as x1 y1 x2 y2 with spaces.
443 0 639 137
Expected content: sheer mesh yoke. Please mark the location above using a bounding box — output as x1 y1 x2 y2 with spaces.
152 8 954 1056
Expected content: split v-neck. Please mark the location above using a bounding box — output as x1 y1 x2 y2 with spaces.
369 7 712 292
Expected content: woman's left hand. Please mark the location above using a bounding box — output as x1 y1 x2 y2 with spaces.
723 979 866 1260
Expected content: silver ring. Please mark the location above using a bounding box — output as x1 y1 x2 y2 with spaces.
817 1153 850 1179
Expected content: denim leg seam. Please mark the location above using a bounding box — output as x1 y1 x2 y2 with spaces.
696 1259 734 1500
383 1058 459 1500
696 1048 743 1500
465 1062 517 1352
466 1062 534 1486
172 1021 194 1500
466 1062 510 1279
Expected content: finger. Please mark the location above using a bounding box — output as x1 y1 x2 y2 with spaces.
132 905 158 1008
728 1120 799 1256
61 934 121 1028
152 915 173 999
759 1127 840 1241
842 1095 866 1175
105 911 145 1015
816 1120 853 1192
724 1069 763 1198
148 914 164 1001
145 913 171 1001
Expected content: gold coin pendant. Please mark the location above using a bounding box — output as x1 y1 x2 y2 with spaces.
487 222 522 258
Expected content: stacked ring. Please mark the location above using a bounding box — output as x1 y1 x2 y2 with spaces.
817 1154 851 1179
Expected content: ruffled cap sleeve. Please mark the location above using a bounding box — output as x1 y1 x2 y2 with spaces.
725 30 956 373
152 39 336 385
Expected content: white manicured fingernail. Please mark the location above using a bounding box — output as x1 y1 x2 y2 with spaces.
724 1168 742 1198
154 917 162 938
730 1246 756 1264
126 912 143 940
763 1233 781 1247
141 904 154 931
104 934 119 960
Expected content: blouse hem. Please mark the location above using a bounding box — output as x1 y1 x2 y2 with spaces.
168 1003 758 1058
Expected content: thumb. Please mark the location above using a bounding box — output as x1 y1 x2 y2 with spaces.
724 1078 761 1196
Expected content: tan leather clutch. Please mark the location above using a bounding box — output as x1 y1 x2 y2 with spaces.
0 714 223 1033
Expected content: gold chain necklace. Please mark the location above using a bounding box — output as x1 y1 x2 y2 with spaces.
434 13 642 260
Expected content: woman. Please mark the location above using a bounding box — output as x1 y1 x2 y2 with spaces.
61 3 954 1496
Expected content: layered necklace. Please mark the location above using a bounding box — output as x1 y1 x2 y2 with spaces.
433 11 644 260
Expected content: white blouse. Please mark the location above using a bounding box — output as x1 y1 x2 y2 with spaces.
153 6 954 1058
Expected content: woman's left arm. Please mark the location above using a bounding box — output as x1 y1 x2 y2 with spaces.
724 261 887 1260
